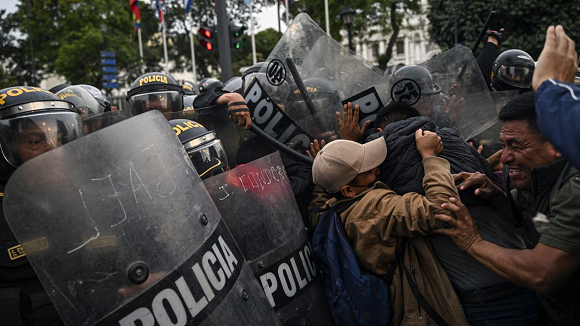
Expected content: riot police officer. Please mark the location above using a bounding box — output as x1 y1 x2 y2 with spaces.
126 72 185 119
169 119 229 179
0 86 84 325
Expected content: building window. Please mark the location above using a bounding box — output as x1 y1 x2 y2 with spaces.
372 43 379 58
396 39 404 55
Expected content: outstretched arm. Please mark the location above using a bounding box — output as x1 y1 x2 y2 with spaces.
434 197 580 293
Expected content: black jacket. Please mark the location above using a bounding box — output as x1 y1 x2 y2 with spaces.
368 116 493 199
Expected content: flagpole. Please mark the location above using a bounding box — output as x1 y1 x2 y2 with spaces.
324 0 330 35
250 2 256 64
138 27 143 59
285 0 289 27
162 21 169 74
188 13 197 84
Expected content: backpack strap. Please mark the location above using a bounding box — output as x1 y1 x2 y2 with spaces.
402 261 450 326
380 237 406 286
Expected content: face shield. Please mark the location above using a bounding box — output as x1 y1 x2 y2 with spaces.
183 131 229 179
495 65 534 89
0 111 84 167
128 91 183 118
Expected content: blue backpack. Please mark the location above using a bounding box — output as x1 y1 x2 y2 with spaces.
311 200 400 326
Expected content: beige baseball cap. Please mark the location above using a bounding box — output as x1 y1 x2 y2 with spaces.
312 137 387 193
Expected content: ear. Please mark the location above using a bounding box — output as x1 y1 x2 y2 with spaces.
555 151 562 159
376 127 383 133
341 185 356 198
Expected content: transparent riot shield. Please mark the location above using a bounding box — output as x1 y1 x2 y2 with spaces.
388 46 497 141
82 111 128 134
188 104 252 167
3 110 280 326
470 90 520 158
203 152 333 325
243 13 389 154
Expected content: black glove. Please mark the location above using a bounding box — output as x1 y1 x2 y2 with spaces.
486 30 505 46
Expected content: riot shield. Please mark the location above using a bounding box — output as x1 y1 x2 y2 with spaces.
3 110 280 326
82 111 128 134
203 152 333 325
470 90 519 158
188 104 252 167
388 46 497 140
244 13 389 154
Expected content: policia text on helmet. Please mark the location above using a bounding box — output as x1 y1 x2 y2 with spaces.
126 72 185 118
0 86 84 178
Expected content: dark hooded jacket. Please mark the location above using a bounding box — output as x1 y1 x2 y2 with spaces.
368 116 527 292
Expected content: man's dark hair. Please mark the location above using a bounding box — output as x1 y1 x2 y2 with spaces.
498 92 544 138
376 102 421 130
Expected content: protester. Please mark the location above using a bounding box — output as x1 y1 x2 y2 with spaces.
367 105 536 324
310 131 470 325
532 25 580 170
437 91 580 325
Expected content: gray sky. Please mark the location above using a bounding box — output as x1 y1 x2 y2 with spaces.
0 0 284 32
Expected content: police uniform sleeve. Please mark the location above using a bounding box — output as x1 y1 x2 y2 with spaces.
476 42 499 90
193 88 228 108
535 80 580 171
539 174 580 255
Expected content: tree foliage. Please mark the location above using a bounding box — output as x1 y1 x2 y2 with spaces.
0 0 270 90
427 0 580 59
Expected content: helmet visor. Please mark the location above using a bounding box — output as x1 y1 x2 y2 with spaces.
56 86 104 118
496 66 534 89
128 91 183 117
0 111 84 167
185 138 229 179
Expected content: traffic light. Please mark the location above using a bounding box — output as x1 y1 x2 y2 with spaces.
198 26 216 52
230 25 246 51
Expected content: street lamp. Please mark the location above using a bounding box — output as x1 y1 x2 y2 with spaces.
339 5 355 52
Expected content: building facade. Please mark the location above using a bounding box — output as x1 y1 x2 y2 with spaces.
341 0 440 72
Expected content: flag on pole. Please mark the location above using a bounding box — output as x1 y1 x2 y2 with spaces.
183 0 193 14
156 0 164 24
129 0 141 31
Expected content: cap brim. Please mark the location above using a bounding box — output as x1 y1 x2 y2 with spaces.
360 137 388 173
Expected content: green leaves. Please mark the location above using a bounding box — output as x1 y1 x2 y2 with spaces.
427 0 580 58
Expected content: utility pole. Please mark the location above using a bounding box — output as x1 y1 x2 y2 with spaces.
216 0 232 81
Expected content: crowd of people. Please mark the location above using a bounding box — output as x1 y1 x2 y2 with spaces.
0 21 579 326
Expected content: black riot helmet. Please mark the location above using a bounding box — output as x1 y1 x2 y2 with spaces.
491 49 535 93
57 85 107 118
223 76 243 94
390 65 441 96
126 72 184 117
77 84 111 112
57 85 126 134
169 119 228 179
0 86 84 178
198 77 224 94
182 82 197 96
